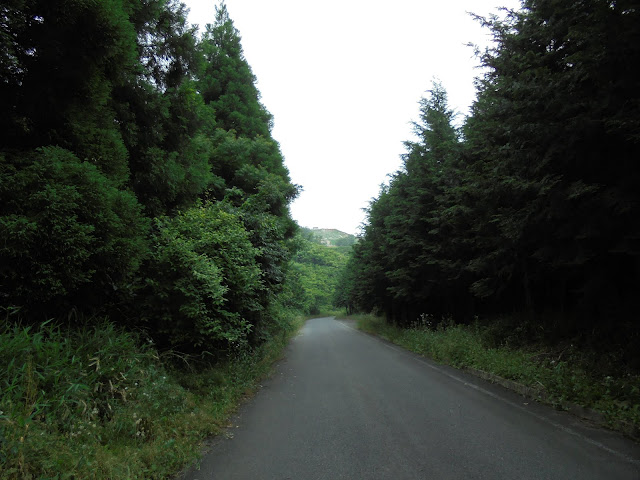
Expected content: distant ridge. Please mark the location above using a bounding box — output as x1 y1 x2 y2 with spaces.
300 227 357 247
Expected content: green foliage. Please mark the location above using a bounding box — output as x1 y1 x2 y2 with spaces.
197 3 272 138
0 0 142 185
140 203 260 352
0 319 180 479
288 234 352 315
333 252 361 315
339 81 467 323
0 0 303 477
463 0 640 328
192 3 299 340
0 147 149 314
0 315 304 480
0 0 298 348
127 80 215 216
341 2 640 365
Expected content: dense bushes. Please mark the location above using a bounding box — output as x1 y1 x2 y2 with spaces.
0 147 148 316
141 203 261 352
0 1 297 352
0 316 303 479
0 320 176 478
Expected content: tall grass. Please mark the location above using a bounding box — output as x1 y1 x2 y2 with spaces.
353 314 640 430
0 315 303 479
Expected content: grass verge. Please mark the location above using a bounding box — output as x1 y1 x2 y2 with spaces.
0 316 304 480
350 314 640 434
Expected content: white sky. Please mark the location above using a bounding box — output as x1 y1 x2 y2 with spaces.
183 0 520 235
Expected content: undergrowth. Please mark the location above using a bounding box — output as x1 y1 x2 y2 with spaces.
352 314 640 430
0 315 303 479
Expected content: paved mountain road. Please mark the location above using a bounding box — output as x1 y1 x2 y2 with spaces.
180 317 640 479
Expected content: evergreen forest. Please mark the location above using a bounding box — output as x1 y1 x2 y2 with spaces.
2 0 640 477
336 0 640 366
1 0 299 351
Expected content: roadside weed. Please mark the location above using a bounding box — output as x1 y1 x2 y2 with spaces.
0 315 304 479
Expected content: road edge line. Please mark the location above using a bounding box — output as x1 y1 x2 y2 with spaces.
336 318 640 466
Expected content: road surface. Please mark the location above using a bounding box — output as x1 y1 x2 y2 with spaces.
180 317 640 479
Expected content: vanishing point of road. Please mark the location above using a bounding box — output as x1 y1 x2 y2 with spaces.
180 317 640 480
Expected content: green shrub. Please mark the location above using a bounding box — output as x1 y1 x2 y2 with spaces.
0 147 149 315
140 202 261 352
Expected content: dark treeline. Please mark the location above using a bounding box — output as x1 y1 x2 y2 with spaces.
0 0 298 353
336 0 640 359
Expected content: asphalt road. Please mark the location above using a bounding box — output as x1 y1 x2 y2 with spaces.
180 317 640 480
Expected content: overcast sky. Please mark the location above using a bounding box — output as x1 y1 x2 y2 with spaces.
183 0 521 235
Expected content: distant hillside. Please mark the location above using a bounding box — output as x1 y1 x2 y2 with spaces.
300 227 357 247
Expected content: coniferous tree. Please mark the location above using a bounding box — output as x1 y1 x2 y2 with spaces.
0 0 140 185
198 3 272 138
346 82 463 324
340 0 640 357
194 2 298 340
0 0 151 315
465 0 640 336
1 0 300 353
